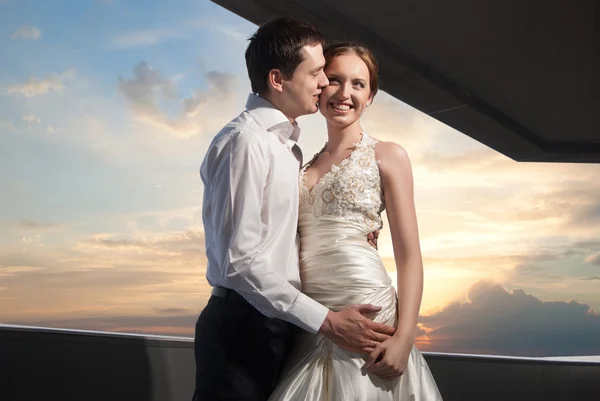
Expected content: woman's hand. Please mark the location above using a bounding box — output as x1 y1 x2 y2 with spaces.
362 334 413 380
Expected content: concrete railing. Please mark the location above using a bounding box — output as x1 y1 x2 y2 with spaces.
1 324 599 400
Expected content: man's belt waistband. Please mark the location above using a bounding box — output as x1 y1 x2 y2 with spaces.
211 286 230 298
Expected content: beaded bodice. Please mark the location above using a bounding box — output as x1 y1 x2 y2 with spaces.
299 132 384 232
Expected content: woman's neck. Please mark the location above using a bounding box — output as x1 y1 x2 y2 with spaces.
326 120 364 152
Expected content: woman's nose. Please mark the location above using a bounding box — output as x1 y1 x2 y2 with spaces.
339 82 350 98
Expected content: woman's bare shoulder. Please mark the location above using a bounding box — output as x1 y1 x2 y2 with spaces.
372 137 411 174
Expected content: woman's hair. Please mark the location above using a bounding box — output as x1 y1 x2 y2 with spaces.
323 42 379 98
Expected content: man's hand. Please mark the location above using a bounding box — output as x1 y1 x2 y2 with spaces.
367 230 380 250
318 304 395 354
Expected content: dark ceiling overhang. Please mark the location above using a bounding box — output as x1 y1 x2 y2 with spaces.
212 0 600 163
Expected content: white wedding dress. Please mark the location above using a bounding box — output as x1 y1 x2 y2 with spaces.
268 133 443 400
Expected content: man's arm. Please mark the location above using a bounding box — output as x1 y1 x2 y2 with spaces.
209 131 328 333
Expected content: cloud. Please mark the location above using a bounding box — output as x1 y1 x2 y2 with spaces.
118 61 240 138
499 238 600 291
47 124 62 134
584 253 600 266
571 240 600 251
10 219 63 231
424 252 564 269
109 29 182 49
0 119 16 132
14 313 198 337
156 307 191 314
0 265 43 278
185 18 251 45
361 93 431 149
79 230 205 258
417 280 600 357
405 148 600 263
571 201 600 228
20 235 42 245
8 268 182 290
21 113 41 130
524 183 600 232
211 25 248 44
10 24 41 40
408 244 600 315
510 263 562 282
0 227 210 322
182 71 236 116
420 252 565 282
8 69 76 98
415 148 506 173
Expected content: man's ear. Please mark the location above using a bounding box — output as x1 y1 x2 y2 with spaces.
267 69 285 93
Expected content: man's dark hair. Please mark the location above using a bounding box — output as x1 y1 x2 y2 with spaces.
245 17 326 95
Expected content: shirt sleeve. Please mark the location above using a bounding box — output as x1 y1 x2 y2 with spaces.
209 130 328 333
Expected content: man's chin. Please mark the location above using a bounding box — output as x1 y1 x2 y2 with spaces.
295 103 320 118
306 104 319 115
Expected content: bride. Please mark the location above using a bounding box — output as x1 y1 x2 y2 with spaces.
268 42 443 400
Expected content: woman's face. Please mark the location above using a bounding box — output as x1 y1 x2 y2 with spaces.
319 53 373 128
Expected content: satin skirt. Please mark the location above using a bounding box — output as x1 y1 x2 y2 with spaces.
268 215 443 400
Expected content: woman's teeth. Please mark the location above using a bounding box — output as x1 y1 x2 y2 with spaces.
332 103 351 111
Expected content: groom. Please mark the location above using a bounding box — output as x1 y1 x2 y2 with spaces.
194 17 395 401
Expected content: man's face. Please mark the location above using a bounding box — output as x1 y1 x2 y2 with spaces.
280 44 329 120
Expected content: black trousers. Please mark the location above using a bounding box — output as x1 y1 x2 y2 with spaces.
192 290 295 401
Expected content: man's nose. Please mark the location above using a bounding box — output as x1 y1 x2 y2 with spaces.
318 71 329 88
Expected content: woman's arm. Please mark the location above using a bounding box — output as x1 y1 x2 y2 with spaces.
364 140 423 379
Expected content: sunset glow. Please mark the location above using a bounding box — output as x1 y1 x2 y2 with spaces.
1 0 599 358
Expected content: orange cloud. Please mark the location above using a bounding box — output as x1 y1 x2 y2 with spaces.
8 69 75 98
0 228 211 323
416 280 600 357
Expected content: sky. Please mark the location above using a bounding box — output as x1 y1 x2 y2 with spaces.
1 0 599 358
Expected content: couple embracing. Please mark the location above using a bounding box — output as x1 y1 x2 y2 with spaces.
194 17 443 401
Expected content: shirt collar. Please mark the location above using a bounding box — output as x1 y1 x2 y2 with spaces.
245 94 301 145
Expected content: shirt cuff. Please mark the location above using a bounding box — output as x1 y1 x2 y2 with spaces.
285 292 329 334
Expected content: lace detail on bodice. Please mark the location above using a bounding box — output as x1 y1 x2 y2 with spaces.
299 133 384 232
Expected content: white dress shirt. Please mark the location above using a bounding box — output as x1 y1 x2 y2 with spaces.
200 94 329 334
